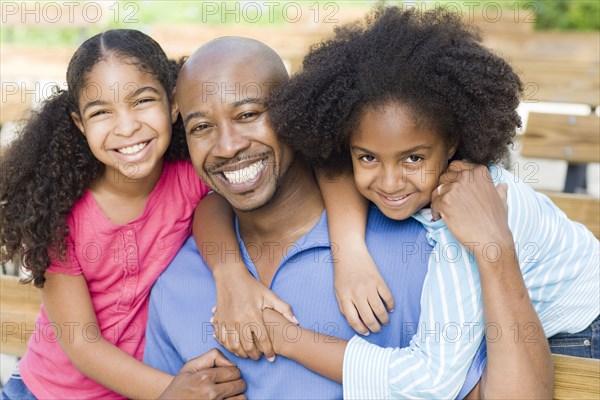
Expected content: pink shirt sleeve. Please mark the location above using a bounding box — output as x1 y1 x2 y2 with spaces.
176 161 211 204
46 230 82 275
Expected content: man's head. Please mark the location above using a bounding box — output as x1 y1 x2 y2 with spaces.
176 37 292 212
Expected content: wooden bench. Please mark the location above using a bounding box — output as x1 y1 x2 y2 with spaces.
553 354 600 399
518 112 600 238
0 274 41 357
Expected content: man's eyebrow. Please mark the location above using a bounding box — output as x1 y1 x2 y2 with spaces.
183 111 207 126
183 98 264 126
232 98 264 108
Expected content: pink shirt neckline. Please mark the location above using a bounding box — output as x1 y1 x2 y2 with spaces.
83 165 170 229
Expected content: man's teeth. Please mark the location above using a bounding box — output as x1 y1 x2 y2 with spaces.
117 142 148 155
386 195 408 201
222 161 264 184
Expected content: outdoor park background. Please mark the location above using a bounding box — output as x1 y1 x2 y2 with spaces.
1 0 599 385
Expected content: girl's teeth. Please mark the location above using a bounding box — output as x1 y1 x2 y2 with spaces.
118 142 148 155
223 161 263 184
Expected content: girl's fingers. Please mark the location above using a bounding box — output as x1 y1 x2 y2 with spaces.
378 283 395 312
265 294 298 325
341 299 369 335
355 298 381 333
368 295 389 326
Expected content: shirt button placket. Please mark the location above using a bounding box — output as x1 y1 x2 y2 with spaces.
119 228 139 311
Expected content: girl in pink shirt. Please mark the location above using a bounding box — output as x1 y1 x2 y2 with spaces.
0 30 255 399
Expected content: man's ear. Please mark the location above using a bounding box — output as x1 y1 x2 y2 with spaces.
71 112 85 136
170 89 179 124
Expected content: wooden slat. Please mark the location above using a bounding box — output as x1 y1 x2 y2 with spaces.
553 354 600 400
514 60 599 105
520 113 600 164
541 192 600 239
483 31 600 104
0 275 41 357
484 32 600 64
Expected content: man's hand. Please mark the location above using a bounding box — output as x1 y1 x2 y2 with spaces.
158 349 246 400
431 161 512 251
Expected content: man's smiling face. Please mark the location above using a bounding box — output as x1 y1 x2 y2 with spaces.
177 51 293 212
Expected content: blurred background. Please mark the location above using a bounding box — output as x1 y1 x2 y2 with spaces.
1 0 599 384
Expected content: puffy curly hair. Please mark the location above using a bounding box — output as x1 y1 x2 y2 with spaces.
0 29 188 287
269 5 523 174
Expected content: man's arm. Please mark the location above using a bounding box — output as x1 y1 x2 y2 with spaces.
432 161 553 399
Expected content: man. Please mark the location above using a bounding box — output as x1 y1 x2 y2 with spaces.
143 37 484 399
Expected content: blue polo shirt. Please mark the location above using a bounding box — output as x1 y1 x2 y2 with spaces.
144 205 484 399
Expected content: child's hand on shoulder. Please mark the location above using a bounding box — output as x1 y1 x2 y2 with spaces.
211 270 297 361
333 243 394 335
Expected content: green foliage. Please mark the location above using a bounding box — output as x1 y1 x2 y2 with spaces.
0 0 597 47
535 0 600 31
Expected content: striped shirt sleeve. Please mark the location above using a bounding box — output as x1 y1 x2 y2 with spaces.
490 165 599 337
344 213 485 399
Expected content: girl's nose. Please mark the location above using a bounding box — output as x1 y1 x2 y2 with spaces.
379 165 405 195
113 113 142 137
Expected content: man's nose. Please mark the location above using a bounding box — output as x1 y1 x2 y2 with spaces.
214 122 251 159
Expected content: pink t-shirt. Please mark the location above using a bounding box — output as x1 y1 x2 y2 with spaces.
19 161 210 399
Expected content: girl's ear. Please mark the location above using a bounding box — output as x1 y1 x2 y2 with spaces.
447 138 459 160
71 112 85 135
170 89 179 124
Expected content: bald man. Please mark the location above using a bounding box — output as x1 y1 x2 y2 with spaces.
143 38 485 399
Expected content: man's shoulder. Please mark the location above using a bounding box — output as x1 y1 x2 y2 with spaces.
152 236 212 292
366 205 425 239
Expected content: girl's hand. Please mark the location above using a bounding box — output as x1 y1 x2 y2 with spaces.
334 243 394 335
212 270 297 361
431 161 511 250
158 349 246 400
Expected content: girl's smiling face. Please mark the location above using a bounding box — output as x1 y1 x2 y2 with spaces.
350 102 457 221
71 56 176 184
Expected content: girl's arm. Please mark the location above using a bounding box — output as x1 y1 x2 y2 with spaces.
264 308 346 382
316 169 394 334
193 192 296 361
42 273 172 399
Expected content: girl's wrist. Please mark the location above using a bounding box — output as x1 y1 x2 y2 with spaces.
212 261 250 282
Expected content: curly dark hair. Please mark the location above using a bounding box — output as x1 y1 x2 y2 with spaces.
269 5 523 174
0 29 189 287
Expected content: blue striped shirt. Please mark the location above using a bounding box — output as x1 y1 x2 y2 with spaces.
343 165 600 399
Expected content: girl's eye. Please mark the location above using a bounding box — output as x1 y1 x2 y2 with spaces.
89 110 108 118
359 155 377 163
135 98 154 106
405 155 423 163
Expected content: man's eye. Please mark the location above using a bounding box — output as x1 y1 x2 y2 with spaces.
239 112 258 120
191 123 210 132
